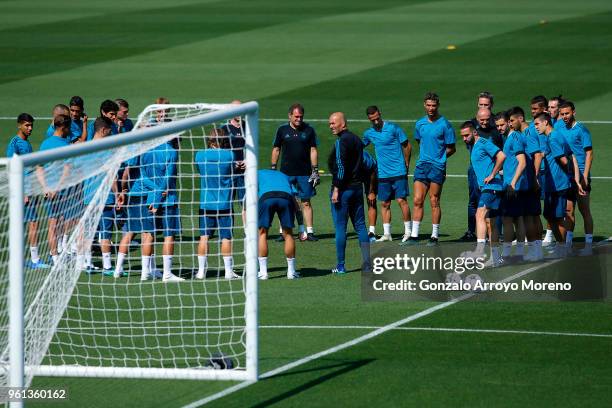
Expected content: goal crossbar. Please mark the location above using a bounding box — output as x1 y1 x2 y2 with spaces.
7 101 260 396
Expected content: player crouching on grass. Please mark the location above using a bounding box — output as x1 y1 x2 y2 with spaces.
534 113 582 259
461 121 506 267
256 169 298 280
195 129 240 280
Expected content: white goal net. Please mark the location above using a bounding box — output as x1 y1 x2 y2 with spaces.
1 102 259 396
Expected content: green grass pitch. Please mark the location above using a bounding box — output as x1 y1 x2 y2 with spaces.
0 0 611 406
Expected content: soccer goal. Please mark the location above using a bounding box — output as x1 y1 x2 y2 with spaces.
2 101 260 401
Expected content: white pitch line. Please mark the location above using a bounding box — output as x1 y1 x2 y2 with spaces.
260 325 612 339
183 258 562 407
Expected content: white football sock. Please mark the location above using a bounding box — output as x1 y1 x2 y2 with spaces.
150 254 156 271
141 255 151 279
404 221 412 235
52 255 59 266
544 229 553 242
223 256 233 275
258 257 268 275
410 221 420 238
306 226 314 234
198 256 208 274
85 251 93 268
62 234 69 251
115 252 126 274
432 224 440 239
475 239 486 255
287 257 296 275
585 234 593 244
162 255 173 278
369 225 376 234
102 252 112 269
383 223 391 236
30 246 40 264
515 242 525 256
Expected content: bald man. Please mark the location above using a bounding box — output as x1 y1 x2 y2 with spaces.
461 106 503 242
327 112 370 274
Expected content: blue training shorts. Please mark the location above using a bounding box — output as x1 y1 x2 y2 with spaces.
287 175 315 200
158 205 181 237
413 161 446 186
478 189 501 210
25 200 37 222
97 206 116 240
377 176 409 201
258 197 295 229
544 189 568 220
233 174 245 203
199 209 233 240
126 195 155 233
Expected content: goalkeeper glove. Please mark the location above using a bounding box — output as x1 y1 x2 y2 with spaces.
308 166 320 187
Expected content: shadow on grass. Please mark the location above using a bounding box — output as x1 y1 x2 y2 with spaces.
251 359 375 407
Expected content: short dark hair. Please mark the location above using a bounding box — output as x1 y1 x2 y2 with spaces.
17 113 34 124
549 94 564 104
508 106 525 119
493 111 509 122
534 112 552 125
559 100 575 111
366 105 379 116
288 103 304 115
115 98 129 109
93 116 113 134
53 114 71 130
530 95 548 108
100 99 119 115
69 96 84 109
478 91 494 106
424 92 439 104
460 120 475 131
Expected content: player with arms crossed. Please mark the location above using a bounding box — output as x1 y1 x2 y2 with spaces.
404 92 456 246
195 129 240 280
363 105 412 242
257 169 299 280
271 103 320 241
7 113 50 269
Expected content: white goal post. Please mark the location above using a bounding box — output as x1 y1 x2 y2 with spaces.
4 101 260 401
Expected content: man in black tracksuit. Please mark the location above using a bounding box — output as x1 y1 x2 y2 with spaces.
327 112 370 274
